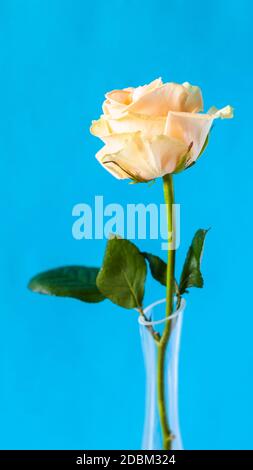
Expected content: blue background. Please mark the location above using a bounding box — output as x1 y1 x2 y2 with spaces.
0 0 252 450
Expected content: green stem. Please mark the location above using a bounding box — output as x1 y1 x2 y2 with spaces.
157 174 176 450
163 174 175 321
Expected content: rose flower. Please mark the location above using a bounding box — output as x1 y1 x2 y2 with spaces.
91 78 233 182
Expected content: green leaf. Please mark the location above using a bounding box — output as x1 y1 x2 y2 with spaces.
28 266 105 303
143 252 167 286
179 229 209 295
96 239 146 309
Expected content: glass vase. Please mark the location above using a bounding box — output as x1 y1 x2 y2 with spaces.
139 298 186 450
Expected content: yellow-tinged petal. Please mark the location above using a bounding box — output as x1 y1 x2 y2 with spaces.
90 117 111 138
207 105 234 119
105 88 133 105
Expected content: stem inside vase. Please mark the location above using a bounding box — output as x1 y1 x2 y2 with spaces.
139 299 185 450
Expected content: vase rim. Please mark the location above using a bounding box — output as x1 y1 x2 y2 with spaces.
138 297 186 326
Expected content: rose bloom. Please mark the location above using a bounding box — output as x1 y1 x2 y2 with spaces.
90 78 233 181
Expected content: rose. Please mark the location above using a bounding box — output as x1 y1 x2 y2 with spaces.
90 78 233 182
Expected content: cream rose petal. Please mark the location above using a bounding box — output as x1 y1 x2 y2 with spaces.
102 99 127 118
132 78 163 101
165 112 214 163
100 79 204 119
96 133 158 180
95 132 189 180
147 135 189 175
182 82 204 112
166 104 233 164
102 79 162 118
90 114 167 140
127 83 190 116
95 134 132 179
96 155 130 179
105 113 166 138
102 89 134 118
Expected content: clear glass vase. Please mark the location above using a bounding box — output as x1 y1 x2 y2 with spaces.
138 298 186 450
